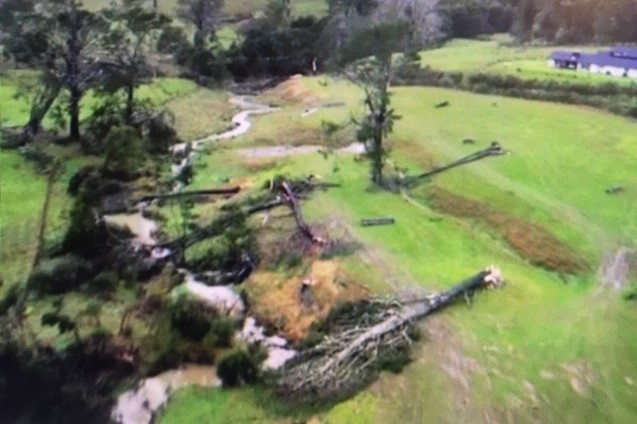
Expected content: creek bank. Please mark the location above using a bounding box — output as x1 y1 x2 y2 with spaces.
108 94 298 424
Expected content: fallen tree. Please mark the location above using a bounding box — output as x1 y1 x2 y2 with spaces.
162 176 337 250
136 187 240 203
403 142 505 186
280 181 325 245
276 266 504 402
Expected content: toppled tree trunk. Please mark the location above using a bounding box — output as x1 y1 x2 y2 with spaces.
161 176 336 250
246 198 286 214
137 187 240 203
405 142 505 185
280 181 325 245
276 266 504 402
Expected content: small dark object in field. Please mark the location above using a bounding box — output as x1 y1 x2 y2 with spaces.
462 137 475 145
606 186 625 195
361 217 395 227
322 102 345 108
434 101 450 108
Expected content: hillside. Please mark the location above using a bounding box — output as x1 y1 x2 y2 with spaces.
155 76 637 423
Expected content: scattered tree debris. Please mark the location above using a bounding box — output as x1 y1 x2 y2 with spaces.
360 217 395 227
276 266 504 402
434 100 450 108
462 137 475 144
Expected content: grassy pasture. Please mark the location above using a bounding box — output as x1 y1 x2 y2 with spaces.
422 36 637 86
160 76 637 423
0 70 196 129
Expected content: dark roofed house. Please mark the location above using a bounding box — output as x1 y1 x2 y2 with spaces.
611 46 637 60
549 47 637 79
549 51 581 69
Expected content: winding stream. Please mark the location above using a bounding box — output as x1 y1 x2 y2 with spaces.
109 96 295 424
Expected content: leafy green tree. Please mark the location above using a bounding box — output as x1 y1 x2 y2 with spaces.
265 0 291 25
99 1 171 123
177 0 224 48
32 0 107 143
349 57 399 185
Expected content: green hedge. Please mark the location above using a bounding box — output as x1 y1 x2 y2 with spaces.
394 65 637 118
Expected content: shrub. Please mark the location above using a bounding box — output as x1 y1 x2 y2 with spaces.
209 316 237 348
170 298 217 341
102 126 144 179
88 272 119 294
0 284 20 315
216 345 265 387
28 255 95 294
85 94 126 145
63 191 105 257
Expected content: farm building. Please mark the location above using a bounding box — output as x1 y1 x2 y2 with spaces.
549 47 637 78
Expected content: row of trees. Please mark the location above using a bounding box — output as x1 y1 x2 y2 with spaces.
513 0 637 43
1 0 231 144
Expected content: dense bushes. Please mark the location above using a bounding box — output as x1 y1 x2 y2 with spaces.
227 16 327 80
63 191 107 257
28 254 96 294
170 297 217 341
102 126 145 178
170 297 239 345
216 345 265 387
184 208 256 273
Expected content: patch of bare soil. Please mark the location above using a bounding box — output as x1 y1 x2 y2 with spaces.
561 361 596 398
245 260 369 341
426 187 588 274
598 246 636 290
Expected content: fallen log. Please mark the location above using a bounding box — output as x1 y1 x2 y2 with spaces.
245 197 285 214
405 142 505 185
276 266 504 402
137 187 240 203
281 181 325 244
361 217 395 227
161 177 336 250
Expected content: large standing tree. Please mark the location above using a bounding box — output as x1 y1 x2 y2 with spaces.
36 0 106 143
335 2 435 186
100 1 170 123
176 0 224 48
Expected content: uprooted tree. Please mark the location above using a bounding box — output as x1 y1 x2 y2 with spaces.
276 266 505 402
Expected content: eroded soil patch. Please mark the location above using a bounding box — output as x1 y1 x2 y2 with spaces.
426 187 588 274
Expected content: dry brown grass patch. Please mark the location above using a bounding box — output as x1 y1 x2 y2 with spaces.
266 75 319 105
245 260 369 341
427 187 588 274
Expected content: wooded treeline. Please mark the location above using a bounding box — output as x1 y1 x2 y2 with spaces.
3 0 636 94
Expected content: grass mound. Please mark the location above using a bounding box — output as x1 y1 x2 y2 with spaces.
267 75 319 105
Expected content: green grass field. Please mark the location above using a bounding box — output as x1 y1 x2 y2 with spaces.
422 36 637 86
159 76 637 423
